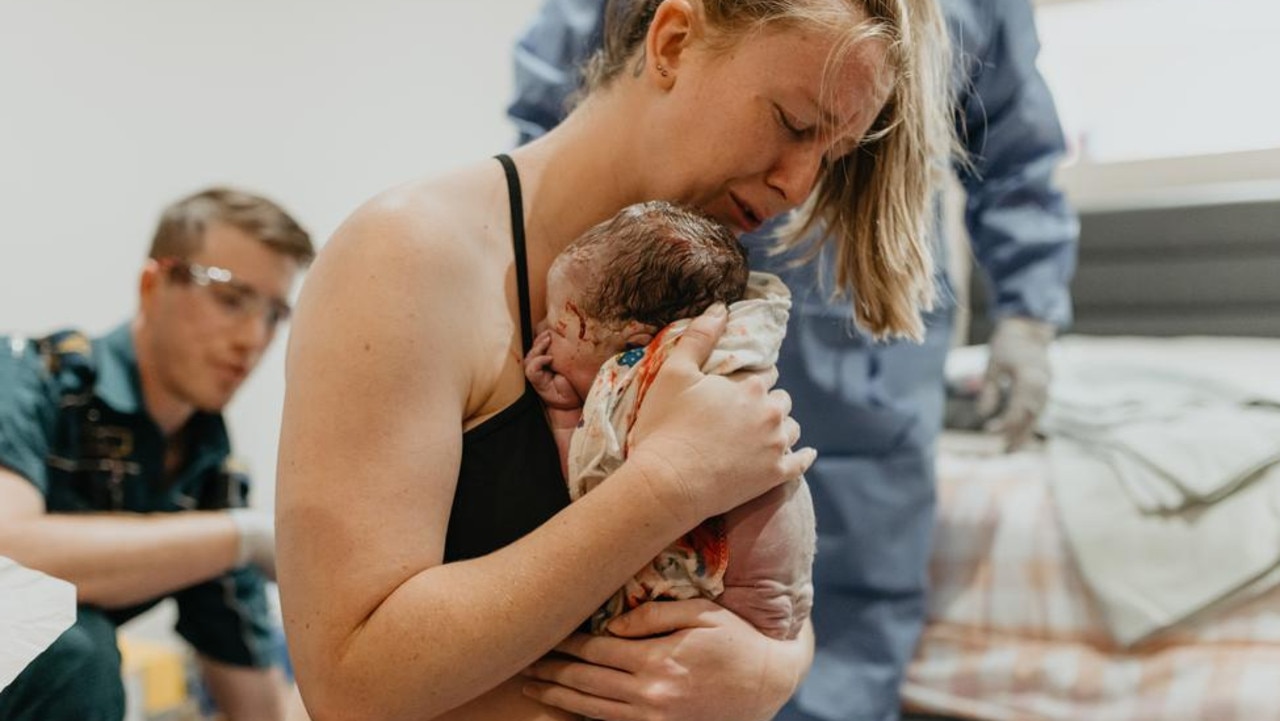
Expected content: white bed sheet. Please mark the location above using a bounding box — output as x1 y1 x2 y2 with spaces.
904 335 1280 721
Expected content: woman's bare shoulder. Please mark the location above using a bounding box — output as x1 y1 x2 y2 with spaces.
290 162 519 418
323 163 508 278
299 164 516 334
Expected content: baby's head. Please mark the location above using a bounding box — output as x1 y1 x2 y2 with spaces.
542 201 749 399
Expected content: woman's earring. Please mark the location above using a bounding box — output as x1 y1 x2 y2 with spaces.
657 64 669 77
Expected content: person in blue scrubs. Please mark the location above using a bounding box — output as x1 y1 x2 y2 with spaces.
507 1 1079 720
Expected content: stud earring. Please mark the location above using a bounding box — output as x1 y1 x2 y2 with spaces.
657 64 669 77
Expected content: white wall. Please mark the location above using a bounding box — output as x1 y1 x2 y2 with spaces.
0 0 543 513
1033 0 1280 210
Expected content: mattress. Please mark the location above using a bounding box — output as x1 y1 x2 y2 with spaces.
902 334 1280 721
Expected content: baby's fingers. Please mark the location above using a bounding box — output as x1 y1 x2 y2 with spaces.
524 352 551 377
532 331 552 354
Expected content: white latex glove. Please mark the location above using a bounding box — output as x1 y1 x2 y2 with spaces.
228 508 276 581
977 316 1056 450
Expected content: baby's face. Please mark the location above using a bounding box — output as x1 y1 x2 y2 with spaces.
542 263 630 402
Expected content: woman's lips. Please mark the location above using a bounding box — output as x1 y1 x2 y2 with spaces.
728 193 764 234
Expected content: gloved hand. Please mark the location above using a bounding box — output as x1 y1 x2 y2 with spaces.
977 316 1056 451
228 508 276 581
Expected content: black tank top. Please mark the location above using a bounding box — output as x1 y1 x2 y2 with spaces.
443 154 570 562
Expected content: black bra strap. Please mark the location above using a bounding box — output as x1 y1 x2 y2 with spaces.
495 153 535 355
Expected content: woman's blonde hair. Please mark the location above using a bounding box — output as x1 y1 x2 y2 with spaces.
583 0 956 340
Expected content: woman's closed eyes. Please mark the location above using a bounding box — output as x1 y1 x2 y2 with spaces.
773 102 816 141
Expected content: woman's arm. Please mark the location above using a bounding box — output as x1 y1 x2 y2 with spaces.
276 191 813 721
522 600 814 721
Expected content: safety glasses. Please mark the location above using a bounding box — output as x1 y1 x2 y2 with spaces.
160 259 292 328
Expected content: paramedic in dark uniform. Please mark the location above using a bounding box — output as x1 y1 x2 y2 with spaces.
0 187 314 721
506 1 1079 720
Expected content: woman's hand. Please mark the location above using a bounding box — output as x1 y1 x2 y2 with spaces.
628 304 815 527
521 599 813 721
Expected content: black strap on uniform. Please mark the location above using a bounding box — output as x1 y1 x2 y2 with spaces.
495 153 535 355
36 330 95 386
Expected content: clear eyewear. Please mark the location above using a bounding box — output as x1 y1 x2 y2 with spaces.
163 259 292 328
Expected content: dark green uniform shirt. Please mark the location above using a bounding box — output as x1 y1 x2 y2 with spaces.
0 323 273 667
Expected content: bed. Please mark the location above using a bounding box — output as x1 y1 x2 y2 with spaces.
900 197 1280 721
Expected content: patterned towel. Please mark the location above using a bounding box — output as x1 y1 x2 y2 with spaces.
568 272 815 639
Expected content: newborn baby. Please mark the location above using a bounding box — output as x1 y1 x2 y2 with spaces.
524 200 815 640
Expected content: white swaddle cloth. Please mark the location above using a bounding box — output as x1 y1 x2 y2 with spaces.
567 272 816 639
1 555 75 692
1039 337 1280 646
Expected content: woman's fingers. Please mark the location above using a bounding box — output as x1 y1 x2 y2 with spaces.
522 652 635 697
624 303 818 522
783 415 801 449
783 446 817 480
550 632 639 672
725 365 778 392
663 303 729 373
521 679 640 721
769 386 792 417
527 601 798 721
762 390 814 480
603 597 721 638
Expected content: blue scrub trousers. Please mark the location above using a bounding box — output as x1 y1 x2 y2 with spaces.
766 255 954 721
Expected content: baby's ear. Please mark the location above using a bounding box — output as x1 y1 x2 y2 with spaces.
622 322 656 350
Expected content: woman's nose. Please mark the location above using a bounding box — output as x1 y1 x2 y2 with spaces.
766 144 825 206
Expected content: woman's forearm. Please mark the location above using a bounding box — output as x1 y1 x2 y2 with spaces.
759 619 814 718
290 458 690 721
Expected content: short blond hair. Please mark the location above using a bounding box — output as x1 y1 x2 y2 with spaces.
149 187 315 267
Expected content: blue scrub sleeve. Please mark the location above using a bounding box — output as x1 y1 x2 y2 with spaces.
955 0 1078 328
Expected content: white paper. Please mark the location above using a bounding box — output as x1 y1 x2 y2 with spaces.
0 556 76 692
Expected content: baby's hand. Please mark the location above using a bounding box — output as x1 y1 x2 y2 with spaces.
524 331 582 411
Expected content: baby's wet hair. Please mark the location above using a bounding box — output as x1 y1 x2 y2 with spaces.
559 201 749 330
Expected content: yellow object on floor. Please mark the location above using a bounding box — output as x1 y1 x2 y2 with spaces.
118 634 189 717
